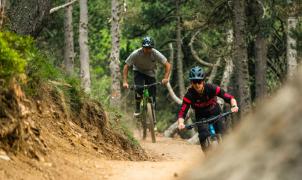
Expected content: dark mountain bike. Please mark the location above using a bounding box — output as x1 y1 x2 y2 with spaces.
130 82 161 143
185 111 233 151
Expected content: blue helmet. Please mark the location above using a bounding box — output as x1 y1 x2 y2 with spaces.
142 36 154 48
189 66 205 80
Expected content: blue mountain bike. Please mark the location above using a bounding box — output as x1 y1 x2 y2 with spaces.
185 111 233 151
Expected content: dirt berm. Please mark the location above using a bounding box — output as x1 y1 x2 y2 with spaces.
0 80 147 162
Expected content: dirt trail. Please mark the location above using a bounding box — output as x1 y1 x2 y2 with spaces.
103 134 203 180
0 132 203 180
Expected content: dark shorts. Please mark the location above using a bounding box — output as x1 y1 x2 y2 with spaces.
134 71 156 103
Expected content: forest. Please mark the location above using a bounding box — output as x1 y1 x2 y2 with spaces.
0 0 301 179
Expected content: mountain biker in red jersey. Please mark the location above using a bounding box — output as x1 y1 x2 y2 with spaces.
177 66 239 151
122 36 171 118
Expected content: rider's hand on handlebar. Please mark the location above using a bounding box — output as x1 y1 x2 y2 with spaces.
177 118 186 130
178 123 185 130
123 82 129 89
231 106 239 113
161 78 169 85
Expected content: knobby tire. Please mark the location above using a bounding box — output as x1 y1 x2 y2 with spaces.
147 103 156 143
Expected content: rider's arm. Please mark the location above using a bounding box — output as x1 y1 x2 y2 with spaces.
210 84 239 112
177 96 191 130
177 93 192 129
230 98 238 108
164 62 171 80
177 117 185 130
162 62 171 84
230 98 239 112
123 64 129 84
177 97 191 119
210 84 234 104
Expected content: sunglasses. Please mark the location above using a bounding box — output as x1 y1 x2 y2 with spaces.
191 79 203 84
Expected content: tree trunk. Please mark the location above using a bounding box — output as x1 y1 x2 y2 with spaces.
253 0 267 100
232 0 251 115
169 43 174 81
176 0 185 98
64 0 75 76
0 0 5 28
286 16 298 80
79 0 91 93
255 34 267 99
109 0 122 107
220 29 234 91
5 0 51 37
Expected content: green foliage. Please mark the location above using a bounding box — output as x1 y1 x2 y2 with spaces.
91 75 111 106
0 31 30 79
65 76 85 113
26 50 62 83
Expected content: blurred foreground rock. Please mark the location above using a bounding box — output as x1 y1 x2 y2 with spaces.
181 67 302 180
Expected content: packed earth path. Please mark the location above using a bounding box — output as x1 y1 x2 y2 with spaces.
102 133 203 180
0 131 203 180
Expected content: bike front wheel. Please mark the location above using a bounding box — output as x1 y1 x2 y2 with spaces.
147 102 156 143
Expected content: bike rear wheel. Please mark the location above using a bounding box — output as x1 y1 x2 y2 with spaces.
147 102 156 143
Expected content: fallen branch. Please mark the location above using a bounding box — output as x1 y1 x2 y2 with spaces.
50 0 78 14
48 80 72 88
166 82 182 105
207 57 221 83
189 30 214 67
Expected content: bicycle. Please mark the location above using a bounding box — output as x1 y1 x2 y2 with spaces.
130 82 161 143
185 111 233 151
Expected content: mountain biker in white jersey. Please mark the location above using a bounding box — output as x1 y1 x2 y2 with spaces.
122 36 171 122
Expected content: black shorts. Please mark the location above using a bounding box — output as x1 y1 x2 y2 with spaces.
133 71 156 102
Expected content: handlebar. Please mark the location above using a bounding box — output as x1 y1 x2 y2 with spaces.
185 111 233 130
129 82 162 90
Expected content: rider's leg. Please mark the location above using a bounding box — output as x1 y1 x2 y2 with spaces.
210 105 226 142
134 71 145 115
197 124 210 151
145 75 156 105
214 117 226 135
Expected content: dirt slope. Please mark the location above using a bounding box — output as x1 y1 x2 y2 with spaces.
0 81 203 179
0 133 202 180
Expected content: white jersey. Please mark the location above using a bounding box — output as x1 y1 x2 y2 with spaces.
125 48 167 77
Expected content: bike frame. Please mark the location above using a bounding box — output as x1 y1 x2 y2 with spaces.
185 111 232 130
185 111 233 150
131 82 161 143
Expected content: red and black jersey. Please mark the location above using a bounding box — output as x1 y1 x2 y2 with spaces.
178 83 234 119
